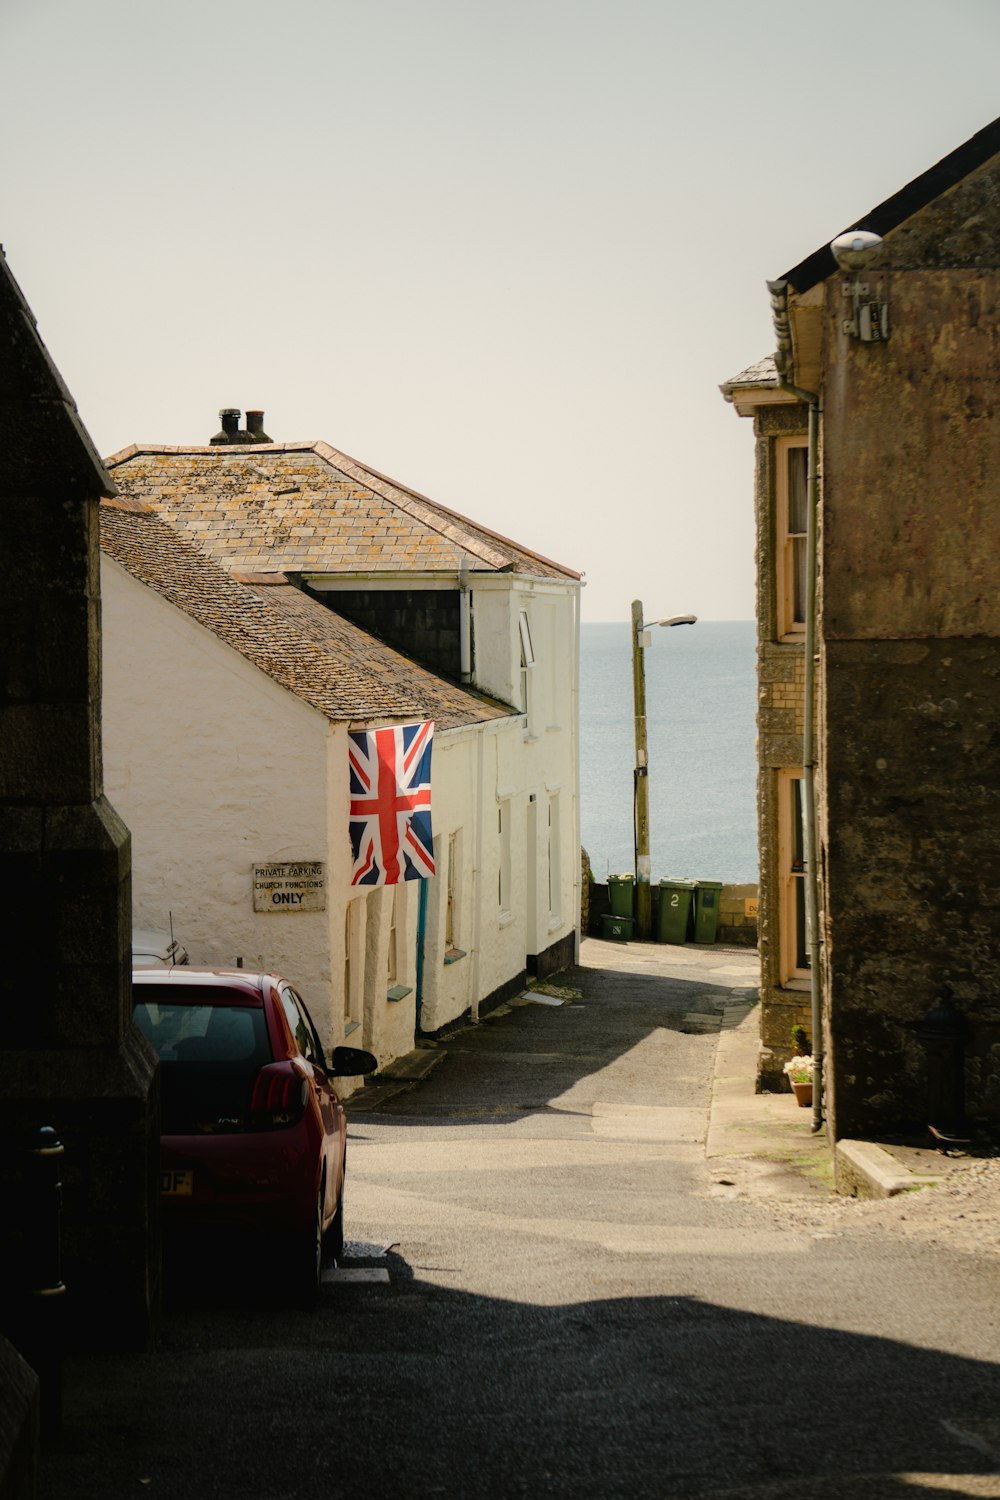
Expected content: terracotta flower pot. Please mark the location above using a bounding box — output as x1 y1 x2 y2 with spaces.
791 1080 813 1108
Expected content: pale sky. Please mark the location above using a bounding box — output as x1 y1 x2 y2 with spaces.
4 0 999 620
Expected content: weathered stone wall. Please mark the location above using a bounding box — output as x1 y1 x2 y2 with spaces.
817 181 1000 1134
824 639 1000 1131
753 403 812 1088
822 274 1000 643
0 250 158 1354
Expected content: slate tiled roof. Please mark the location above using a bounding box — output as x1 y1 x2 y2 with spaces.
719 356 779 398
104 441 580 582
100 498 514 731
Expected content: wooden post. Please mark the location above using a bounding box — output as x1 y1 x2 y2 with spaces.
631 600 652 939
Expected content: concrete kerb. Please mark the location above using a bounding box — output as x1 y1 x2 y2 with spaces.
835 1139 944 1199
705 996 948 1201
706 1000 832 1176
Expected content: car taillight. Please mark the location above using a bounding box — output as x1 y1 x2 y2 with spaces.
249 1063 308 1128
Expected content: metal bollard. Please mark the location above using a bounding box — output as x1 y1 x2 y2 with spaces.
20 1126 67 1438
916 984 968 1143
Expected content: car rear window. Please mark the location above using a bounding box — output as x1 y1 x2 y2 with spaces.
134 998 272 1133
134 1002 270 1064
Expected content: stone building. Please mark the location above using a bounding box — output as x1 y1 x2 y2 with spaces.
722 115 1000 1139
100 421 582 1071
0 245 158 1423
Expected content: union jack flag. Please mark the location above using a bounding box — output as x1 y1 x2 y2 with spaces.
348 721 435 886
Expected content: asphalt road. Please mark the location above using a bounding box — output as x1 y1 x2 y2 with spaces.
39 940 1000 1499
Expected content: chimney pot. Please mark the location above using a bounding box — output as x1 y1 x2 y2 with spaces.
245 410 271 442
210 408 242 445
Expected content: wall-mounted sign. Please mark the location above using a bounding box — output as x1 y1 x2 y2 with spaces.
253 862 326 913
744 897 759 918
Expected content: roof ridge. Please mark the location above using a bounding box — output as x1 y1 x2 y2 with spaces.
102 493 152 514
781 113 1000 293
312 441 510 569
106 439 580 580
313 441 581 580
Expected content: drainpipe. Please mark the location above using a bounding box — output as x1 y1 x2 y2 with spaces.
571 583 582 961
470 727 485 1023
768 279 824 1135
459 558 472 683
416 878 428 1034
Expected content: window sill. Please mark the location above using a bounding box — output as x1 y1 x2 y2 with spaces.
779 977 811 993
545 724 562 734
344 1021 361 1036
498 912 514 929
387 985 413 1003
523 732 539 744
547 917 564 934
443 947 467 966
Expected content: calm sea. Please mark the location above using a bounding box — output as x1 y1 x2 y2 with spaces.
579 620 758 884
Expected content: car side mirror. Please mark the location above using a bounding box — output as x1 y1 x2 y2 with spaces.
330 1045 378 1077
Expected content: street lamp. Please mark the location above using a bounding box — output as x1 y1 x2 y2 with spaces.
631 602 697 940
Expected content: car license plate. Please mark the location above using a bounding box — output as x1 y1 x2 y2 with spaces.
161 1169 194 1197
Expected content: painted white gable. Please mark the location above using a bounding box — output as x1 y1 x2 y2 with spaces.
101 540 581 1081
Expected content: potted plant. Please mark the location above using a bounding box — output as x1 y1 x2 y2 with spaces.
783 1053 815 1108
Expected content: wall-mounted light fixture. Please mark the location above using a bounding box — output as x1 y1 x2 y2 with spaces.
831 230 889 343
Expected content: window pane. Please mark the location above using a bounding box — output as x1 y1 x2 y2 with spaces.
787 446 808 534
792 778 805 870
795 877 810 970
792 536 807 625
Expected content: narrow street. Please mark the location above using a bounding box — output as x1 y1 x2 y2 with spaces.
42 940 1000 1500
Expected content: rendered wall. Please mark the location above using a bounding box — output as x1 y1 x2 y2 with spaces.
104 559 580 1062
101 559 340 1043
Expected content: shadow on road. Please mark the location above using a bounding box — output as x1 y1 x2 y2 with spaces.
361 957 751 1128
40 1248 1000 1500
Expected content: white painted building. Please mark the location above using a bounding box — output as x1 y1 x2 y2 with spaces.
100 424 581 1078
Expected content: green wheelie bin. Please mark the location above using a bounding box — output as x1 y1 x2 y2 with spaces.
607 874 635 918
657 878 696 944
692 880 723 944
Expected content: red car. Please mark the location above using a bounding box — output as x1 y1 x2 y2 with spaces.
133 967 376 1301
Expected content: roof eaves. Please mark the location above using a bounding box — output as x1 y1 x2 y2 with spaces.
719 355 780 400
781 114 1000 294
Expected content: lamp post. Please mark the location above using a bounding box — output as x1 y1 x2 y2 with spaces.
631 602 697 940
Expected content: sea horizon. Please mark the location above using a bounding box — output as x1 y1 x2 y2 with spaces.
579 619 758 886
